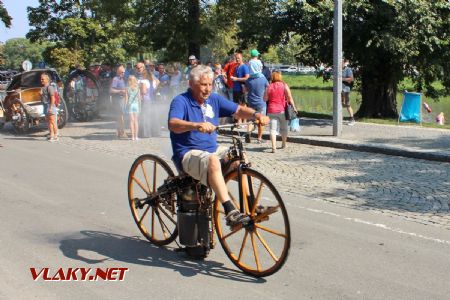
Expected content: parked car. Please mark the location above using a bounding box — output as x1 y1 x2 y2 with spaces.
298 66 317 75
0 69 68 133
278 65 298 73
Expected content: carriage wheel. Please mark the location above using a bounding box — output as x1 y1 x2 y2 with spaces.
214 168 290 277
57 98 68 129
11 101 30 134
128 154 178 246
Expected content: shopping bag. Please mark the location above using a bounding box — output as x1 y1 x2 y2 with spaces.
290 117 300 132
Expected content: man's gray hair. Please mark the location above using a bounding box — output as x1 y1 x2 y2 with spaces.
189 65 214 82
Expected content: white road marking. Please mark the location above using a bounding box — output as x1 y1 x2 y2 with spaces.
296 205 450 246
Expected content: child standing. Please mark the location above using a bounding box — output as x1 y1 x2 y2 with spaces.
213 63 228 98
248 49 264 79
125 75 141 141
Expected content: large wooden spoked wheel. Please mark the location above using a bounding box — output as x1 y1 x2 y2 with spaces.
214 168 291 277
128 154 178 246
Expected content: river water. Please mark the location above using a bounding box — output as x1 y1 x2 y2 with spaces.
2 89 449 124
290 89 450 123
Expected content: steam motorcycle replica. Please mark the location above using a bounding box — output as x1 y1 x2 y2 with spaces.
128 123 291 277
0 69 68 133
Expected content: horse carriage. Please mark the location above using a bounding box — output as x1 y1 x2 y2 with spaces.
0 69 68 133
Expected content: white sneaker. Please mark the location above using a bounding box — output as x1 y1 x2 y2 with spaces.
348 119 356 126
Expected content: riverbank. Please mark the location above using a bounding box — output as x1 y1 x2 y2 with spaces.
249 116 450 163
282 74 450 128
299 111 450 130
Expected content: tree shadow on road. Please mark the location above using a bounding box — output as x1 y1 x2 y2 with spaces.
64 132 118 141
275 147 450 225
59 230 265 283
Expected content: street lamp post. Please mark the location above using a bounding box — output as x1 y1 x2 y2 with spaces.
333 0 343 136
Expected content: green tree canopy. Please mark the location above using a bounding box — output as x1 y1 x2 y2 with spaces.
43 46 85 75
26 0 236 64
135 0 212 61
27 0 139 67
2 38 47 69
0 43 5 66
236 0 450 118
0 0 12 28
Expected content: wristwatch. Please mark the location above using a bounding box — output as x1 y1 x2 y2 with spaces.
252 111 259 118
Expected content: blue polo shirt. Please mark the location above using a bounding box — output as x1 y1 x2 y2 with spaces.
246 76 268 110
169 90 238 171
233 64 250 92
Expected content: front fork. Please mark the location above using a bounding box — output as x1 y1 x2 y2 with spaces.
237 162 255 215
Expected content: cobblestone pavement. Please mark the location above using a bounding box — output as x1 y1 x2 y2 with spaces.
16 120 450 229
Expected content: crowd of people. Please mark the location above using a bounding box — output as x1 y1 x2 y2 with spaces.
40 51 357 153
108 51 300 153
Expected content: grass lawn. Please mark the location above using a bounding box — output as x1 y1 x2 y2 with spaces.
284 74 445 92
280 74 449 129
283 74 333 90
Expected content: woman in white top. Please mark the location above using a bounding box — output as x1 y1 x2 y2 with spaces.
167 62 182 97
139 68 160 138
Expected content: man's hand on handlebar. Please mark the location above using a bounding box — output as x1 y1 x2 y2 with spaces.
197 122 216 133
256 115 270 126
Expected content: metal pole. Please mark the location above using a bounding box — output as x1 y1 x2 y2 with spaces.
333 0 343 136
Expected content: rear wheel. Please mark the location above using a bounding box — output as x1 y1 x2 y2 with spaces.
214 168 290 277
11 101 30 134
128 154 178 246
57 98 68 129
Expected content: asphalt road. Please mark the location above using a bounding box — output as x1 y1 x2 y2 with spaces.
1 130 450 299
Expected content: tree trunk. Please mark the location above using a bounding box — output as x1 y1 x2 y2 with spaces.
187 0 200 59
356 69 399 118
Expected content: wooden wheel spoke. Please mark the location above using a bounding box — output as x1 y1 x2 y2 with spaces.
140 162 152 193
255 223 287 238
250 232 261 271
152 161 157 192
251 181 264 215
138 205 151 225
132 176 150 194
151 207 155 237
255 229 279 262
241 175 250 214
238 231 249 262
154 207 170 239
222 224 244 239
158 204 177 226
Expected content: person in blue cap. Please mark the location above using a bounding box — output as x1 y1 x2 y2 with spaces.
246 49 268 143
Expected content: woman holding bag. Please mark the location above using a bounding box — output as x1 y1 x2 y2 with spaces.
263 71 297 153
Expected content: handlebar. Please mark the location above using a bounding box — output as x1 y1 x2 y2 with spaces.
198 121 259 133
216 121 259 130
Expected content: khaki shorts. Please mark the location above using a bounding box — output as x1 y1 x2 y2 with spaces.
341 91 351 107
181 146 229 186
267 112 288 136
